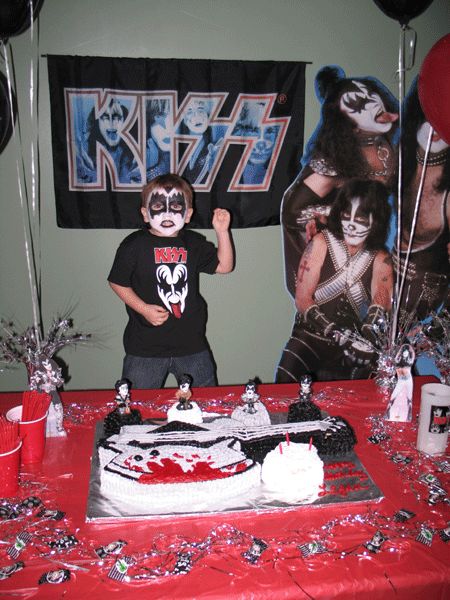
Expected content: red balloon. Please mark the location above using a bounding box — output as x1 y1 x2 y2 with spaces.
418 34 450 145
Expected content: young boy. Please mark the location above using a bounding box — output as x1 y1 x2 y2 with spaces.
108 173 233 388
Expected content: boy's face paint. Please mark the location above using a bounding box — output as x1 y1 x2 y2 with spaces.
142 188 192 236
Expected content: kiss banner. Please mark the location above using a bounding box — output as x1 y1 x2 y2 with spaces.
47 55 306 229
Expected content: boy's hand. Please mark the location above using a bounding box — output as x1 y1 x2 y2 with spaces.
142 304 169 326
212 208 231 232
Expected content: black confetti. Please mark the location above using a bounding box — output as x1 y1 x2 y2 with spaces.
298 541 327 557
7 533 32 559
416 527 434 546
0 562 24 581
38 568 71 584
364 531 387 553
95 540 128 559
393 509 416 522
242 538 268 564
108 556 133 581
49 534 78 550
173 552 192 575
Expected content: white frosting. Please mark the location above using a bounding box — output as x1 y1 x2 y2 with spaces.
98 435 261 511
231 401 271 426
261 442 324 503
167 401 203 424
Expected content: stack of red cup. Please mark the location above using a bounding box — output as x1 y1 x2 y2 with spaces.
0 416 22 496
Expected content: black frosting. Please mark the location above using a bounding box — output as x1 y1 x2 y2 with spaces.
102 408 142 437
287 400 322 423
241 417 357 464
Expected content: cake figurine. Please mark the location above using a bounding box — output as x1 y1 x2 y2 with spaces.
175 374 193 407
231 379 271 426
103 378 142 437
115 378 132 414
299 374 312 402
261 440 324 503
384 344 415 422
167 374 203 424
287 374 322 423
241 379 260 413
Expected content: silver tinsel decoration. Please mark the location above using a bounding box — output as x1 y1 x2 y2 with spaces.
414 310 450 386
0 315 92 394
0 316 91 373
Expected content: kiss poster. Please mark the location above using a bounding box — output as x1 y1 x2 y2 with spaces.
47 55 306 229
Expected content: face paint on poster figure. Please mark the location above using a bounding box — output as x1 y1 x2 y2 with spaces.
339 81 397 134
340 197 373 247
417 122 449 154
98 100 125 148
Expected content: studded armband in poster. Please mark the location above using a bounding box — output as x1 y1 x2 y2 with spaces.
361 304 385 346
303 304 336 338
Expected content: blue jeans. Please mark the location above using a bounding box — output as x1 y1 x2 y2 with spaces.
122 349 217 389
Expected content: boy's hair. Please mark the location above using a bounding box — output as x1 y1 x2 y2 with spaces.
141 174 193 210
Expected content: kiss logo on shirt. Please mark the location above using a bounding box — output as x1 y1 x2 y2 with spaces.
154 247 188 319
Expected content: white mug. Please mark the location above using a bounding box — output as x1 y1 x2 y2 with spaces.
417 383 450 455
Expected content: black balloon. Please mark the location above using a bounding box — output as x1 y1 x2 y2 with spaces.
0 71 16 154
373 0 434 26
0 0 45 40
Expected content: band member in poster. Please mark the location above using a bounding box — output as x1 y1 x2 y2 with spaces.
179 99 223 185
78 97 141 185
276 179 393 382
395 80 450 318
232 101 280 185
146 98 172 180
281 65 398 297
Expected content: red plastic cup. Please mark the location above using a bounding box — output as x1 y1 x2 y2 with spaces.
0 441 22 496
6 406 48 465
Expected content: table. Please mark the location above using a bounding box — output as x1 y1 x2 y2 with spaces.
1 377 449 599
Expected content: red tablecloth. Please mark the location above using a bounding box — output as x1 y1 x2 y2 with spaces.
0 377 449 599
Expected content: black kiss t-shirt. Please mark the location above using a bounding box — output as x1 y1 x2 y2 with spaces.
108 228 219 357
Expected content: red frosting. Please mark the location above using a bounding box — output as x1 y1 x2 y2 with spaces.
124 455 250 485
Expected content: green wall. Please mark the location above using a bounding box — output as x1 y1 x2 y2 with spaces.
0 0 448 391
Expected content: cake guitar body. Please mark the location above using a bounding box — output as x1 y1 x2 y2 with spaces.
98 433 261 511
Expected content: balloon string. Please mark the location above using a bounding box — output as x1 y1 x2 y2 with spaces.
1 41 42 348
28 0 43 328
391 25 417 347
397 126 433 315
391 25 407 347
